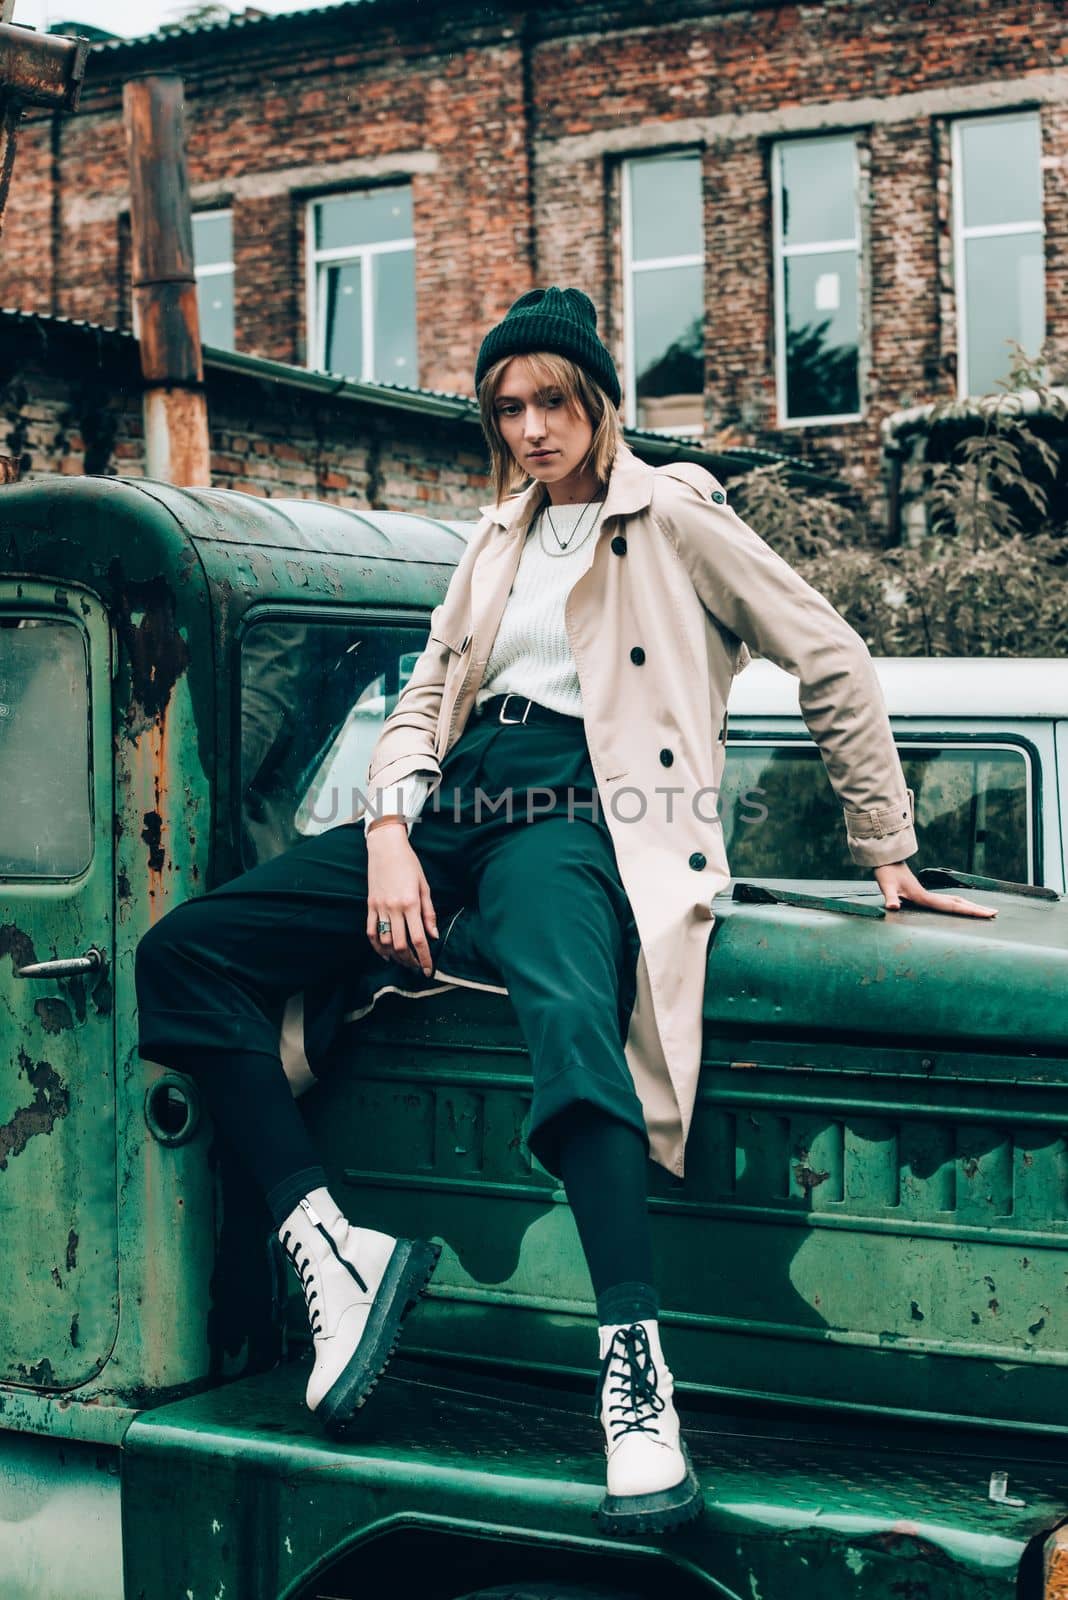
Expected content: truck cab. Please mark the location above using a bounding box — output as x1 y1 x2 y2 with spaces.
2 474 1067 1600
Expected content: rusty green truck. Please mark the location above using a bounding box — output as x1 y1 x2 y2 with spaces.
2 472 1067 1600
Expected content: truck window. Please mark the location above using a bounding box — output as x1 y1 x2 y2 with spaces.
721 741 1031 881
0 617 93 877
239 615 428 867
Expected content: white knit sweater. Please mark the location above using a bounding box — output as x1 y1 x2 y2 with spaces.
365 500 603 832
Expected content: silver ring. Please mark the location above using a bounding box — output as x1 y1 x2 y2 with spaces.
377 919 392 936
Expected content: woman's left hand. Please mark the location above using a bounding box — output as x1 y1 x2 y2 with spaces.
873 861 998 918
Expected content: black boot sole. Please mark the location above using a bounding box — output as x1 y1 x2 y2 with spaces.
316 1236 441 1438
594 1443 705 1537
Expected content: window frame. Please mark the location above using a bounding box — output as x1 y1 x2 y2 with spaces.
722 728 1042 884
192 207 236 353
304 188 417 383
951 110 1046 399
621 151 706 437
771 134 864 429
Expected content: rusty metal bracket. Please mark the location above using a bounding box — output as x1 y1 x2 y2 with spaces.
918 866 1060 901
731 882 886 919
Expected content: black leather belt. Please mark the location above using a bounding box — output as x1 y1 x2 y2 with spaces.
475 692 583 728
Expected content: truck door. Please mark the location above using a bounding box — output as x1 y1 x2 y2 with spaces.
0 585 118 1390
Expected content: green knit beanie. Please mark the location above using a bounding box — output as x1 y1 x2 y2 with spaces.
475 286 622 408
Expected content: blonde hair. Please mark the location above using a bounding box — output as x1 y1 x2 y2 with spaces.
477 352 623 505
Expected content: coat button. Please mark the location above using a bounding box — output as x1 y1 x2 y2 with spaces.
688 851 707 871
611 535 628 556
659 748 674 767
630 646 646 665
711 489 726 504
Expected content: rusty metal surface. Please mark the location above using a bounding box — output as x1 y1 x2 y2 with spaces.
143 385 211 487
0 584 118 1396
0 474 470 1447
123 73 211 486
0 24 86 108
0 478 219 1433
0 20 85 237
123 75 202 386
1047 1523 1068 1599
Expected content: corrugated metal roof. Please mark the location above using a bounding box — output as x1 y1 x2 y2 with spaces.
0 305 130 346
883 386 1068 448
86 2 377 53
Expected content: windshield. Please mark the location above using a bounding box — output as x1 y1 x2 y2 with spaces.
720 742 1031 881
239 616 428 867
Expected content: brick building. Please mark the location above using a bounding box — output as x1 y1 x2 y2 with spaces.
0 0 1064 518
0 304 772 517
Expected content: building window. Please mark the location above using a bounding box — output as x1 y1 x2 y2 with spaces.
192 210 236 352
772 136 862 425
622 153 704 434
952 112 1045 396
307 186 417 386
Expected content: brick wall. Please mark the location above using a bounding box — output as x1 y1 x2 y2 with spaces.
0 0 1064 523
0 320 492 520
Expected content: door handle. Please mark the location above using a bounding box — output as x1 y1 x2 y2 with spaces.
15 945 107 979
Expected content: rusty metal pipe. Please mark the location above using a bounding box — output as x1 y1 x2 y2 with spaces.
0 24 87 238
123 74 211 487
0 23 86 108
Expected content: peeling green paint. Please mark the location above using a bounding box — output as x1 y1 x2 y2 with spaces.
0 1050 71 1171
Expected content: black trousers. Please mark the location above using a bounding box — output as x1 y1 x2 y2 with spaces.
136 708 647 1210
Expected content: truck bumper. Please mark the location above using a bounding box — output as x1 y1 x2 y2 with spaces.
119 1359 1062 1600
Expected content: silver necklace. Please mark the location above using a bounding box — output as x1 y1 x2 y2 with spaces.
537 496 603 559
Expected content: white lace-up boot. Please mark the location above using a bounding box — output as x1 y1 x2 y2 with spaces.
275 1186 440 1437
594 1319 703 1534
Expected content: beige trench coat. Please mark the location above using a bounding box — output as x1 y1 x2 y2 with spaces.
358 442 918 1178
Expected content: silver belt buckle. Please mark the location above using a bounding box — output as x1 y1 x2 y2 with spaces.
498 693 530 725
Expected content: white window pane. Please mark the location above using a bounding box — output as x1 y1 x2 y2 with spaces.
779 138 856 246
196 271 235 351
963 231 1046 393
634 264 703 429
630 155 702 261
784 248 859 418
959 113 1043 230
372 248 417 384
192 210 232 269
315 186 413 253
323 261 363 375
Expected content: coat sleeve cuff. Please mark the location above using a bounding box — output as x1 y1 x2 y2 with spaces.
363 774 433 836
844 787 918 868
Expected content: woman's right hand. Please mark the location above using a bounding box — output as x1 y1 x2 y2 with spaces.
366 819 439 976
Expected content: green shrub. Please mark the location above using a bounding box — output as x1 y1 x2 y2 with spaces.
728 348 1068 657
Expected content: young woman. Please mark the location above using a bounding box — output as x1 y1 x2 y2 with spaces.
135 286 995 1537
